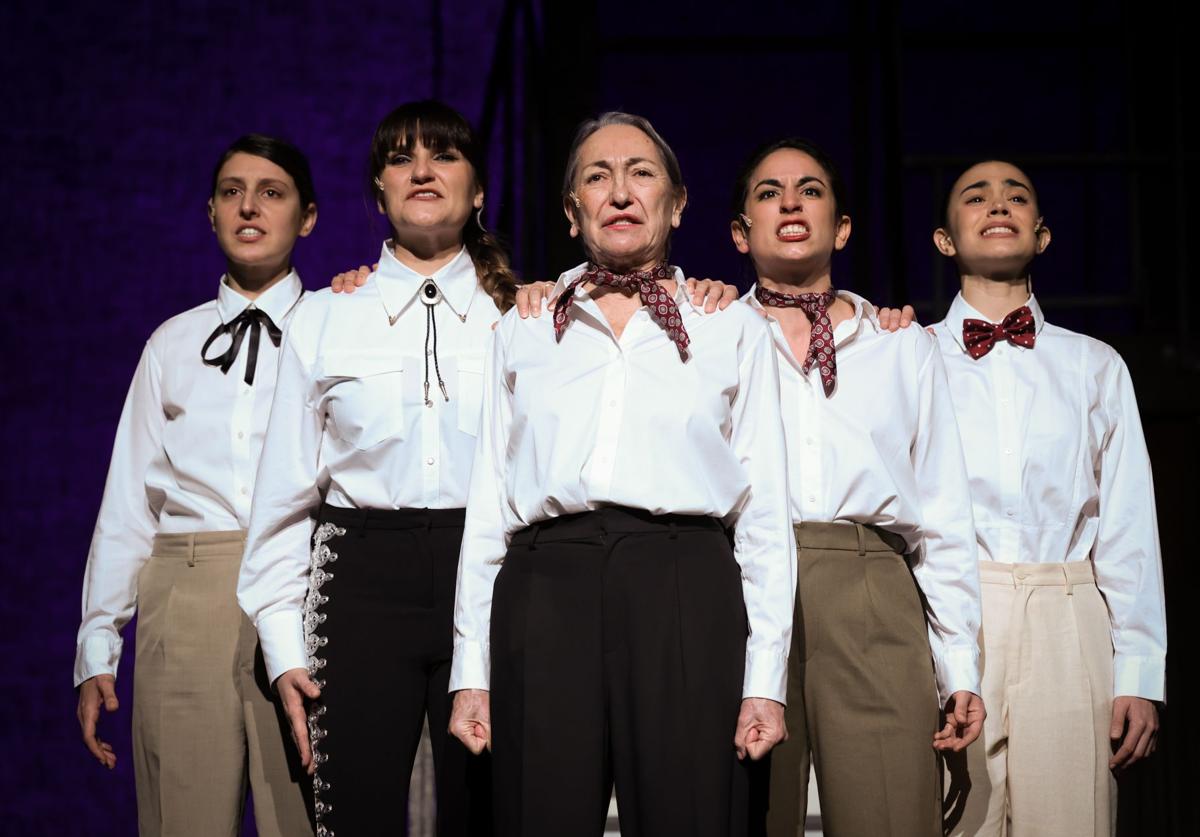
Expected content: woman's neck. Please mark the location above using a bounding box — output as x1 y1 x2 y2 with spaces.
391 233 464 276
960 272 1031 321
225 260 291 300
757 262 834 295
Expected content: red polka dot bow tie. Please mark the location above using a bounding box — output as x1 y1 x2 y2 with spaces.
961 306 1037 359
755 285 839 397
554 262 690 357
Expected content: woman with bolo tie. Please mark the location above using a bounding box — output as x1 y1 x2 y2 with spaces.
237 101 507 836
447 112 795 837
74 134 317 836
730 138 985 837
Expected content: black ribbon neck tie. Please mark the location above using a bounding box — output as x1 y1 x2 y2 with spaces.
201 308 281 385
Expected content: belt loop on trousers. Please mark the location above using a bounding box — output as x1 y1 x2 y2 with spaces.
668 521 678 540
356 509 369 538
854 523 866 557
1063 564 1074 596
529 525 541 551
186 533 197 568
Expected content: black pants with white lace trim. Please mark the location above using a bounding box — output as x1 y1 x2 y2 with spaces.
305 505 492 837
489 506 751 837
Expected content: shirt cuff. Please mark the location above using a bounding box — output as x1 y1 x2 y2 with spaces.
934 645 981 705
449 639 491 692
742 649 788 705
74 632 121 688
257 609 308 685
1114 653 1167 703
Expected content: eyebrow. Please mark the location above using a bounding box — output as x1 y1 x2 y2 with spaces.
960 178 1031 195
217 176 289 189
752 175 827 190
582 157 659 171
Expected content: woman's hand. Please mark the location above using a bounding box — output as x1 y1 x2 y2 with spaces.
77 674 119 769
515 282 558 317
933 690 986 752
330 264 377 294
875 304 917 332
1109 696 1159 771
449 689 492 755
734 697 787 760
275 668 323 774
685 277 739 313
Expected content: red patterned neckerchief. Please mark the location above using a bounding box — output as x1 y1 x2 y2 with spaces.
961 305 1037 359
756 285 839 397
553 262 690 357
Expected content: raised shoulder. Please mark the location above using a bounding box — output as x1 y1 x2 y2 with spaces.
1038 321 1127 374
703 297 772 338
146 298 219 350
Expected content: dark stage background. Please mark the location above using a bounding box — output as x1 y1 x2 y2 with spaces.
2 1 1195 834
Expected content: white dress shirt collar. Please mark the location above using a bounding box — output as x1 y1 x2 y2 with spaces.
375 243 478 320
216 269 303 327
943 290 1046 354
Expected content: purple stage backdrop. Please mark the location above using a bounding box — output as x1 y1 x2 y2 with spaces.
2 1 1195 835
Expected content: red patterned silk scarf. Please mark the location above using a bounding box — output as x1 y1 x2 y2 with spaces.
553 262 690 357
755 285 839 397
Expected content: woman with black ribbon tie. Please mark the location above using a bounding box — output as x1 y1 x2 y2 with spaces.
238 101 513 836
74 134 317 837
448 112 795 837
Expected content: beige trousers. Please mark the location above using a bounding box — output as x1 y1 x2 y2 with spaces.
947 560 1116 837
132 531 312 837
766 522 942 837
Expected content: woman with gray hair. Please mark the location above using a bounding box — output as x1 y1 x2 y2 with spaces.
447 112 795 836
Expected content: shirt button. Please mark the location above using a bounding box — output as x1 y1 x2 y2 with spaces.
1003 448 1012 455
608 400 617 408
240 486 248 496
806 437 814 445
1006 509 1016 517
1015 569 1028 580
237 431 245 440
426 457 435 466
808 495 816 503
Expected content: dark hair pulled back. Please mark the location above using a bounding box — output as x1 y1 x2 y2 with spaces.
211 134 317 209
730 136 847 223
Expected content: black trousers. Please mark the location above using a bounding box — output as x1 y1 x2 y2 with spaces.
490 507 750 837
309 505 491 837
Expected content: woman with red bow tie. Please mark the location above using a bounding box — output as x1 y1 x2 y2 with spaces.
925 160 1166 837
727 137 986 837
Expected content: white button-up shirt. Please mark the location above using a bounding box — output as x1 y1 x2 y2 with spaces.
746 286 982 700
451 265 795 703
74 272 304 687
240 245 501 682
934 292 1167 701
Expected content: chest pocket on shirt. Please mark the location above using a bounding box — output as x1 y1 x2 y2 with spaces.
319 351 406 451
456 352 486 436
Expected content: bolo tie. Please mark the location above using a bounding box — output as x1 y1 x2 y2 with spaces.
389 278 472 407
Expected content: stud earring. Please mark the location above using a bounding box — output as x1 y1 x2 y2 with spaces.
569 191 582 208
739 213 753 228
374 177 384 190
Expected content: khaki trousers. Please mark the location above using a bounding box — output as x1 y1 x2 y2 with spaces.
132 530 312 837
766 522 942 837
947 560 1115 837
